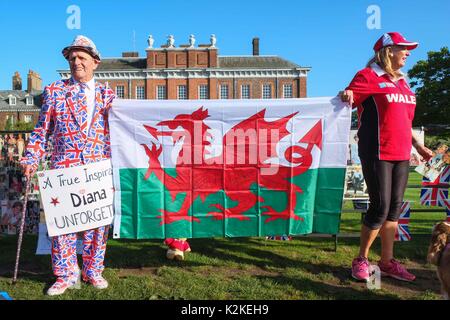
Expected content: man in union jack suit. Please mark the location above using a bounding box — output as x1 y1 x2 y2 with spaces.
21 35 115 295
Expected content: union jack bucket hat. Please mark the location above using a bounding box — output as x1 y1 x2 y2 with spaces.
62 35 101 61
373 32 418 52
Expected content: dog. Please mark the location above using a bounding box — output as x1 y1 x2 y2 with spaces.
427 221 450 300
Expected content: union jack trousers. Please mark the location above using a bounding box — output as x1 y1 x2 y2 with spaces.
51 226 109 280
395 201 411 241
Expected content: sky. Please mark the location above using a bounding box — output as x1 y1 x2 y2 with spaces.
0 0 449 97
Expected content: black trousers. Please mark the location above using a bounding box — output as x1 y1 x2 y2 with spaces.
360 158 410 230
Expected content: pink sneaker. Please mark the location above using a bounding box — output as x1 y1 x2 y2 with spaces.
378 259 416 282
351 256 370 281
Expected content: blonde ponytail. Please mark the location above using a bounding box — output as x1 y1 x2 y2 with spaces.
366 46 403 79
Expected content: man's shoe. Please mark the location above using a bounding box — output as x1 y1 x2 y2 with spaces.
351 256 370 281
378 259 416 282
47 276 80 296
84 276 108 289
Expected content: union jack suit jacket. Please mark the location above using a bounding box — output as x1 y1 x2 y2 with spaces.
22 78 115 170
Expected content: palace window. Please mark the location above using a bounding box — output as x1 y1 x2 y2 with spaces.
241 85 250 99
136 86 145 99
157 86 166 100
9 96 16 105
116 86 125 99
177 85 187 100
220 84 229 99
26 96 34 105
262 84 272 99
283 84 293 98
199 85 209 99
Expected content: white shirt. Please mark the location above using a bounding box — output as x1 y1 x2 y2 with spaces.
74 78 96 133
83 78 96 132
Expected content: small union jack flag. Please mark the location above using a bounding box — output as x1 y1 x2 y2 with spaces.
420 187 449 207
439 166 450 184
420 166 449 207
395 201 411 241
422 165 450 186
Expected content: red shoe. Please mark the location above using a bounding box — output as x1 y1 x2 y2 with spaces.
378 259 416 282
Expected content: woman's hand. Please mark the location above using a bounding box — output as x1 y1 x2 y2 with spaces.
415 143 434 162
339 90 354 107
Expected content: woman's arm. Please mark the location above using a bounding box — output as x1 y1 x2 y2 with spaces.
412 130 433 161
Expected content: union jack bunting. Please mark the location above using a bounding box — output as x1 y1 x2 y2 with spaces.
420 166 449 207
420 187 449 207
395 201 411 241
266 235 292 241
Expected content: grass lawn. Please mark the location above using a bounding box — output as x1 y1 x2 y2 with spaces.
0 172 447 300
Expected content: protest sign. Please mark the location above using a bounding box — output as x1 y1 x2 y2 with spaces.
37 160 114 237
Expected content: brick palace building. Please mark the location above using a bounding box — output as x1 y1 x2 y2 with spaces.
58 35 311 101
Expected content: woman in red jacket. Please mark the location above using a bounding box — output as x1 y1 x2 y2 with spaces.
340 32 433 282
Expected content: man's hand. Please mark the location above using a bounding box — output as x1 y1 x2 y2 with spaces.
339 90 354 107
22 164 36 182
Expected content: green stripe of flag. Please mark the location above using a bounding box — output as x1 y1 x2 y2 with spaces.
116 167 345 239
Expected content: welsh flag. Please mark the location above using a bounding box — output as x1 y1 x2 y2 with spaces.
109 98 351 239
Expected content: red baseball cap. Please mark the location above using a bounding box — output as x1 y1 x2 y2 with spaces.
373 32 418 52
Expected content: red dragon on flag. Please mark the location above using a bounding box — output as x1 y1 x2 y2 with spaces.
141 107 322 225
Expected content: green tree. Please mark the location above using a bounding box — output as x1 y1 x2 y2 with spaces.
408 47 450 126
2 118 34 131
14 121 35 131
4 116 15 131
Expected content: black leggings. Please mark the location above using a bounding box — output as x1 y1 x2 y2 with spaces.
360 158 409 230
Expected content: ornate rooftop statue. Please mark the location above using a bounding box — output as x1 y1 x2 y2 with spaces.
167 35 175 48
210 34 216 47
147 35 154 49
189 34 195 48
